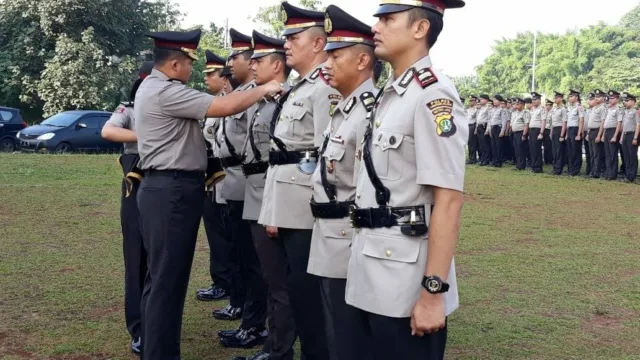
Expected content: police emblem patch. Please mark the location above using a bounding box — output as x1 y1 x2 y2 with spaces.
251 37 255 49
427 98 457 138
324 13 333 33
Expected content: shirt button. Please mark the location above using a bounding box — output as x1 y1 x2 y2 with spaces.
385 249 392 257
375 120 381 128
340 230 346 236
291 177 296 181
330 151 334 156
356 192 361 199
383 142 387 147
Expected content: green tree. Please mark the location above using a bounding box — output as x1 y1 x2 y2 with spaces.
451 75 480 97
188 22 231 91
620 2 640 32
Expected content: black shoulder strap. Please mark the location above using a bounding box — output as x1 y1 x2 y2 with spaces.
361 89 390 206
269 90 292 153
247 110 262 163
222 113 242 160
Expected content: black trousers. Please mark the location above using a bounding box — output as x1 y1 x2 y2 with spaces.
490 125 503 166
220 202 246 309
137 171 204 360
604 128 619 180
513 131 527 170
621 132 639 181
543 128 553 164
528 128 543 172
354 310 448 360
551 126 567 174
320 277 372 360
251 224 295 360
620 138 627 175
227 201 267 329
202 191 231 291
279 228 329 360
566 127 582 176
477 124 491 165
504 133 515 162
467 124 478 163
583 131 591 176
588 129 606 178
121 178 147 340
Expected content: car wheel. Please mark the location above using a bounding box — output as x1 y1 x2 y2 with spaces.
0 138 15 152
55 142 73 154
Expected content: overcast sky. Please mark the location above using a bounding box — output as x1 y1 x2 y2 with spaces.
179 0 638 76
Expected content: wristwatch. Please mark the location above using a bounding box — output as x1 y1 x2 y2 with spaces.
421 276 450 294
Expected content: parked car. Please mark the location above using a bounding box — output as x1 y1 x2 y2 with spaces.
0 106 28 152
17 110 119 153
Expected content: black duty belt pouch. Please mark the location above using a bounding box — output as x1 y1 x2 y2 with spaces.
309 197 354 219
241 161 269 176
349 205 429 237
205 157 226 187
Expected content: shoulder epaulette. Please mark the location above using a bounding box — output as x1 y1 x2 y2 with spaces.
246 83 256 90
360 92 375 112
414 67 438 89
319 69 330 85
167 78 184 84
120 101 134 108
217 92 226 97
309 68 321 81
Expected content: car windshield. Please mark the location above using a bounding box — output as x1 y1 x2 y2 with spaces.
40 113 82 127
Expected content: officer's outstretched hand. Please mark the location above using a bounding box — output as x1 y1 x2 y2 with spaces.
410 291 445 336
263 80 285 98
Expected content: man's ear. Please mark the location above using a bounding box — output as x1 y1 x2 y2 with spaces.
313 36 326 54
413 18 431 41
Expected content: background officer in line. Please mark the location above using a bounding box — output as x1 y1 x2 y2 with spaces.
566 90 584 176
134 29 283 360
550 91 568 175
197 51 233 303
602 90 623 180
510 98 530 171
101 61 153 355
257 2 338 358
543 98 554 165
465 95 479 164
587 89 607 178
476 94 492 166
345 0 467 358
230 31 294 360
213 29 265 329
582 93 594 177
488 95 506 167
528 92 545 173
523 97 532 167
307 6 377 359
620 92 640 183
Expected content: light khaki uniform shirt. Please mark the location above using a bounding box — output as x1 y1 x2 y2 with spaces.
106 103 137 154
203 92 226 196
622 108 640 133
135 69 214 171
467 107 478 125
604 105 623 129
308 79 376 279
258 64 342 229
477 104 490 126
551 105 567 128
589 104 607 129
529 106 544 128
345 56 465 318
510 109 530 132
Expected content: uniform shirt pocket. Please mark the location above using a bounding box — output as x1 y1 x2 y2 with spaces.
230 112 245 134
247 174 266 190
286 107 307 138
371 129 404 181
274 164 312 187
323 144 346 184
362 232 420 263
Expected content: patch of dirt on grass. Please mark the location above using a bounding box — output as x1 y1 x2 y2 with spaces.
50 354 109 360
58 267 75 273
583 308 639 333
87 306 121 320
0 330 35 358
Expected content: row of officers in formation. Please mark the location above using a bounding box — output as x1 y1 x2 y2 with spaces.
101 1 469 360
463 90 640 182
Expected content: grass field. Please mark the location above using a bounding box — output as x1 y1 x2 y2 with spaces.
1 153 639 360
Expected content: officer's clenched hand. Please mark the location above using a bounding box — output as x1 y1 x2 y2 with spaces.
263 80 285 98
265 226 279 238
610 137 617 144
410 291 445 336
633 138 638 146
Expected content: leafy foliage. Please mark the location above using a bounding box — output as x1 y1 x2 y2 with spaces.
251 0 324 37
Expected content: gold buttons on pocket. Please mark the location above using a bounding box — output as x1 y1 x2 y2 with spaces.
340 230 346 236
385 249 392 257
376 120 381 128
291 177 295 181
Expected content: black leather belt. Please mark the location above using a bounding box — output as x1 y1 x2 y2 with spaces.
349 205 429 237
221 156 244 168
242 161 269 176
310 197 354 219
269 149 318 166
144 169 205 179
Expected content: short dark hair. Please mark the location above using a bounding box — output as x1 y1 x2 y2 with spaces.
153 47 189 66
407 8 444 48
267 53 293 77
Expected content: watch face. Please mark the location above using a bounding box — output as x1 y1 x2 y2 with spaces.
427 279 441 292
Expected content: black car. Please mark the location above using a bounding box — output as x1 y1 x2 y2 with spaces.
17 110 119 153
0 107 28 152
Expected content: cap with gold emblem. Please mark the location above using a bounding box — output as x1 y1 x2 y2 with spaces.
251 31 286 60
229 28 253 57
202 50 227 74
281 1 325 37
323 5 374 51
146 29 202 61
374 0 465 17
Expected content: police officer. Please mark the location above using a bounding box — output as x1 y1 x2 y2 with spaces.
510 98 530 171
476 94 492 166
488 95 506 167
528 92 545 173
466 95 479 164
543 98 554 165
523 97 532 167
587 89 607 178
197 51 232 302
582 93 594 177
258 2 339 358
565 90 584 176
306 6 377 359
603 90 623 180
550 91 568 175
620 92 640 183
346 1 466 358
135 29 284 360
229 31 294 360
100 61 153 355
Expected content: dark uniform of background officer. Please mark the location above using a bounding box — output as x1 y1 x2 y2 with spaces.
134 29 283 360
101 61 153 355
620 92 640 183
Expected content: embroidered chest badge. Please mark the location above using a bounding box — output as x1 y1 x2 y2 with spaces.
427 98 457 138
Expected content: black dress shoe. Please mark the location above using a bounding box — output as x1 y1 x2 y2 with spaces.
218 328 241 339
131 337 142 356
232 350 270 360
197 285 229 301
220 327 268 349
213 305 243 320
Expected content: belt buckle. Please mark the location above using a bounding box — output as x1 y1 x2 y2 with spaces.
348 204 358 228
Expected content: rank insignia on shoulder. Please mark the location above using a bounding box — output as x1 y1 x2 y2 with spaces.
310 68 321 81
426 98 457 138
344 97 356 114
399 68 416 88
415 68 438 89
246 83 256 89
329 94 342 101
360 92 375 109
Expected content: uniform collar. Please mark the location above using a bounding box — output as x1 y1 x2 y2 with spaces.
151 68 169 81
238 80 256 91
336 78 375 120
303 63 326 84
386 55 433 96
